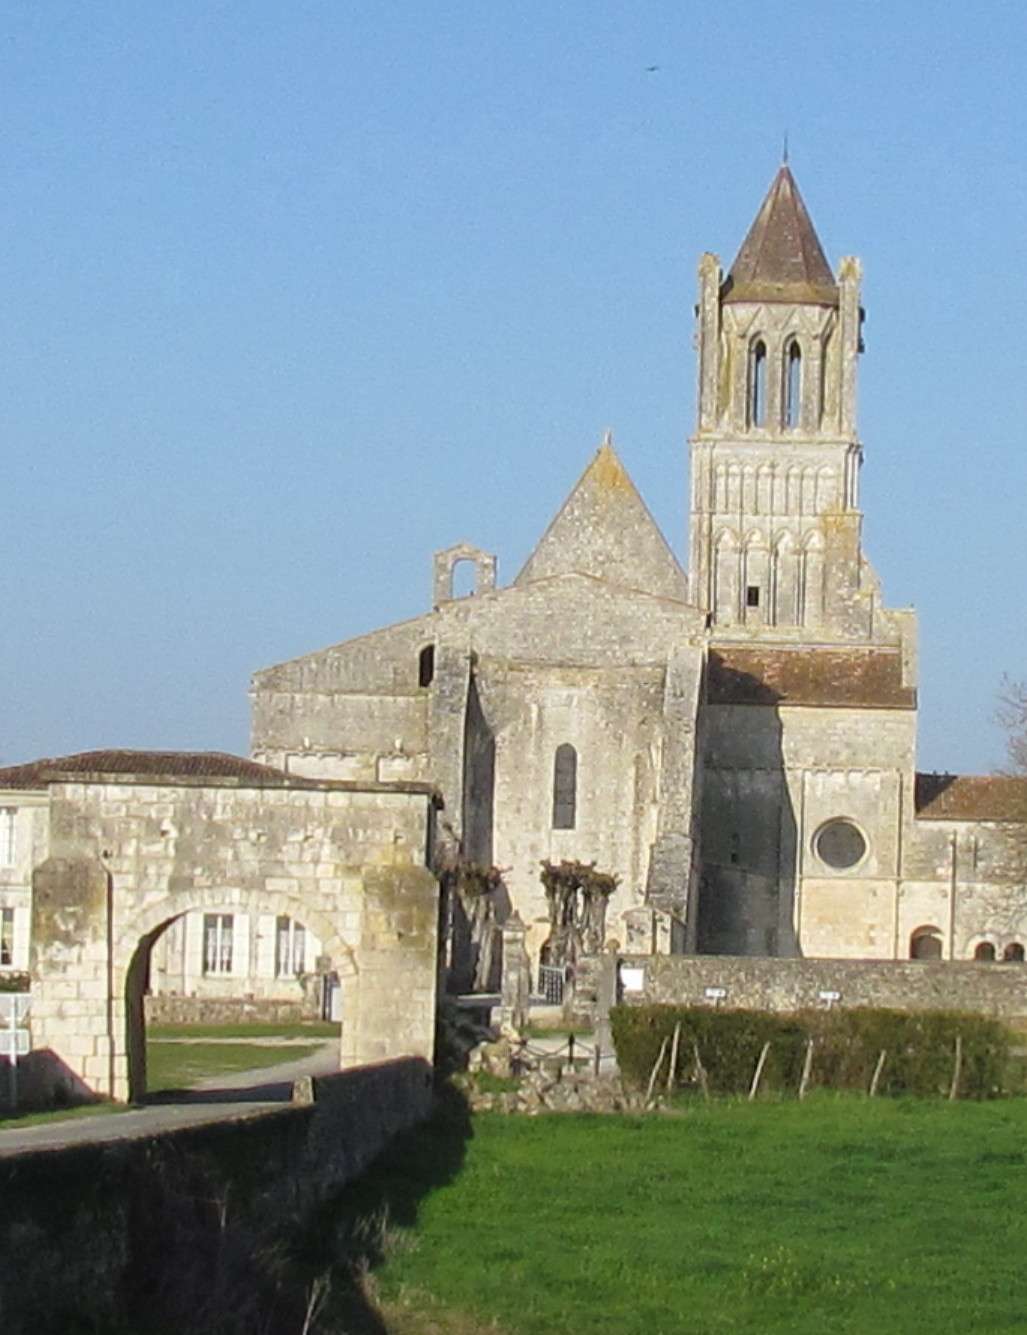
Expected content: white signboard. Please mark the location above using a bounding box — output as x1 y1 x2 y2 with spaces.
0 993 30 1024
705 986 727 1000
0 1030 29 1057
818 990 841 1003
619 966 646 993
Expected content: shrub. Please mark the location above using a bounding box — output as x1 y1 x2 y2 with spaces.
610 1004 1011 1099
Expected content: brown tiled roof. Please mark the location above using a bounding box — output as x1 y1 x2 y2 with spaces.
723 165 838 306
915 773 1027 822
0 750 295 790
707 646 916 709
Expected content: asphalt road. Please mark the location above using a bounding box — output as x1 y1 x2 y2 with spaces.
0 1040 341 1158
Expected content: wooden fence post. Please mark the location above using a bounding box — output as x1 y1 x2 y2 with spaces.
693 1041 710 1101
869 1049 887 1098
949 1034 962 1101
645 1037 669 1106
748 1041 771 1101
798 1038 814 1100
666 1022 682 1094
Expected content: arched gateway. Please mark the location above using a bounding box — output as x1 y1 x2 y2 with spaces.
0 752 440 1103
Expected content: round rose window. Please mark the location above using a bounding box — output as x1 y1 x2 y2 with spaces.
815 819 867 870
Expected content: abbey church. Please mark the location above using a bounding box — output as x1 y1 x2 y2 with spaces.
250 165 1027 971
3 166 1027 1102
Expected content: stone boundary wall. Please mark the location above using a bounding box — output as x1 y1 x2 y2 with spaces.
144 994 315 1025
585 954 1027 1023
0 1057 433 1335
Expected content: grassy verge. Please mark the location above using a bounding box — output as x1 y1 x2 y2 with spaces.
0 1103 127 1130
146 1041 320 1092
371 1094 1027 1335
147 1021 338 1040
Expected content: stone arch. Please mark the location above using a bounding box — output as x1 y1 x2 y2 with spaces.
742 530 768 617
756 462 774 515
909 925 943 960
748 336 768 428
713 527 740 623
120 886 356 1100
771 530 799 626
800 467 817 516
433 542 497 608
741 465 757 512
816 464 837 511
786 465 803 515
29 852 364 1104
801 529 826 627
782 337 803 429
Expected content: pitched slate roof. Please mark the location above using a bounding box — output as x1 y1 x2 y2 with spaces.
514 439 690 603
723 165 838 306
0 750 295 790
915 773 1027 822
707 646 916 709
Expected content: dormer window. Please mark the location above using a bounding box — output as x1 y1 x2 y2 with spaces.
784 340 802 428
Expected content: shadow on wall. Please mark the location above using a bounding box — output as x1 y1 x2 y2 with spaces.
0 1060 466 1335
5 1048 102 1112
296 1079 475 1334
697 660 799 957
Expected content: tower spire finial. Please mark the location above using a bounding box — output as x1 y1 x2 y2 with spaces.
782 130 789 165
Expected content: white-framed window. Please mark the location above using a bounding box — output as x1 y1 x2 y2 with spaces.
0 908 13 967
276 916 307 976
0 809 16 866
203 913 234 975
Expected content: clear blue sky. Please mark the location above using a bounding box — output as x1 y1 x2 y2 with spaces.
0 2 1023 773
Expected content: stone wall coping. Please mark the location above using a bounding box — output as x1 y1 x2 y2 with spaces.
0 773 442 802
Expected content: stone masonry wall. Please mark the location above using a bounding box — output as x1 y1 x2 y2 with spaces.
29 777 440 1099
0 1057 434 1335
610 953 1027 1023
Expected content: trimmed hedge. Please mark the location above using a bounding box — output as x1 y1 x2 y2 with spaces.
610 1005 1012 1099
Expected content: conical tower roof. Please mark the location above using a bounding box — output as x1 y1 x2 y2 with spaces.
723 165 838 305
514 435 689 602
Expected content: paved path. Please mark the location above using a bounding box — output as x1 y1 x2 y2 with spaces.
0 1041 341 1159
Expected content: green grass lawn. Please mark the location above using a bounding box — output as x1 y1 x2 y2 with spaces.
147 1020 338 1040
145 1040 321 1092
374 1096 1027 1335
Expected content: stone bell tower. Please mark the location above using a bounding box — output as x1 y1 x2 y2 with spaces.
688 164 875 640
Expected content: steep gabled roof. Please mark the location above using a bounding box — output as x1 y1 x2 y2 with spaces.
723 164 838 306
514 440 690 603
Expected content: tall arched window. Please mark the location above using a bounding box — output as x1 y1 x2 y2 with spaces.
784 340 802 428
749 340 767 428
552 744 577 830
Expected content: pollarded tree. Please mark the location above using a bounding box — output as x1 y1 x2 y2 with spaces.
539 859 619 969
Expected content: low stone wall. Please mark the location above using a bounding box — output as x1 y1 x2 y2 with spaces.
144 994 315 1025
603 954 1027 1022
0 1057 433 1335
